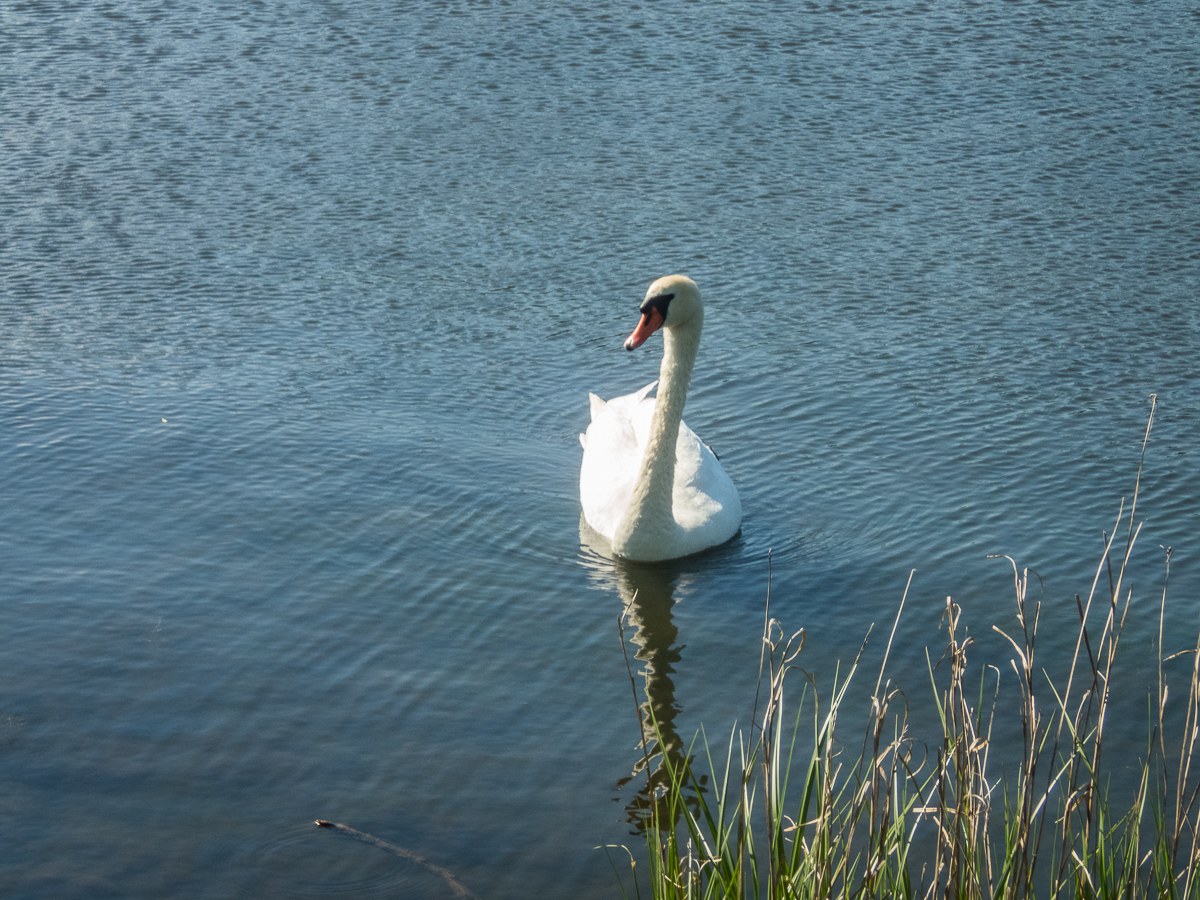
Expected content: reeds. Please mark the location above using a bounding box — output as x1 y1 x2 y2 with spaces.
615 396 1200 899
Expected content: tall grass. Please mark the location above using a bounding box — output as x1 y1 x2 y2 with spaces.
615 396 1200 899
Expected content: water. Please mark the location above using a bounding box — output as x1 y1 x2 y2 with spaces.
2 1 1198 896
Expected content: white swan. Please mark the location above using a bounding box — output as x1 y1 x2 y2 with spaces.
579 275 742 562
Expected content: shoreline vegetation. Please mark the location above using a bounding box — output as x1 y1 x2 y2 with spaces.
609 395 1200 899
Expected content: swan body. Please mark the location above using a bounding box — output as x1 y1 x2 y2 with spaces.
579 275 742 562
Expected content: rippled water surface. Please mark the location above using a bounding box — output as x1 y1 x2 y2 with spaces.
3 2 1199 897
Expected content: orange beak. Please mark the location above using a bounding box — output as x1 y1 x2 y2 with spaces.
624 307 665 351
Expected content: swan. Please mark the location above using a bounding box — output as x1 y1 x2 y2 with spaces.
579 275 742 562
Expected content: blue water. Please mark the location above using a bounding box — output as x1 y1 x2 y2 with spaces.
3 2 1198 897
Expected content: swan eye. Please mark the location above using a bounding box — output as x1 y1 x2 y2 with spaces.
639 292 674 317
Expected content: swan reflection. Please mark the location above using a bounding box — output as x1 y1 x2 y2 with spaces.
613 559 710 831
579 526 709 831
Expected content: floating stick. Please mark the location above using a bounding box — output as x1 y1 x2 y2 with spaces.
314 819 478 899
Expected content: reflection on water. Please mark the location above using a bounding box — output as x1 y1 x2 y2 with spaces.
616 561 711 832
580 525 712 831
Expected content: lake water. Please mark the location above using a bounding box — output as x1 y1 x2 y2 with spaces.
2 2 1198 897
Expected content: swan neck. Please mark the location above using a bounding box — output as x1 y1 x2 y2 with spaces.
613 316 702 560
656 320 700 427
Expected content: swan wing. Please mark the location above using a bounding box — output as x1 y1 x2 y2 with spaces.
581 382 741 558
579 383 657 541
671 420 743 553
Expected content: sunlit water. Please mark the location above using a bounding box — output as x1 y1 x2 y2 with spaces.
2 2 1198 897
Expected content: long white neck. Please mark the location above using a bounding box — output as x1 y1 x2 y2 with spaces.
612 311 702 560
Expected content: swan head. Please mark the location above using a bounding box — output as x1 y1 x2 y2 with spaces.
624 275 702 351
